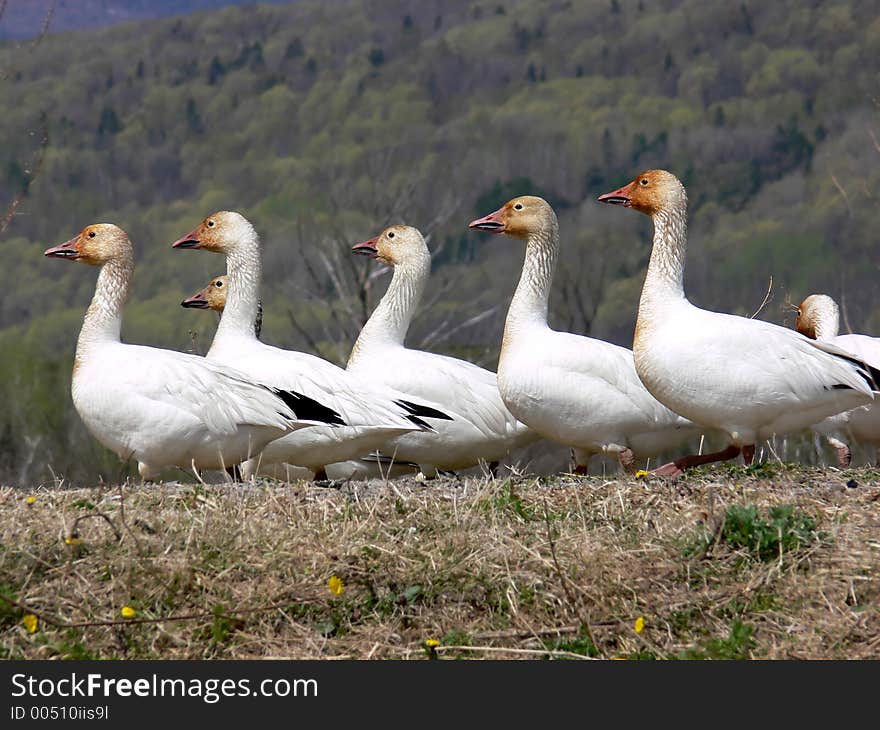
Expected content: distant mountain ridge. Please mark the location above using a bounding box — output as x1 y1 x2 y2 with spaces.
0 0 293 39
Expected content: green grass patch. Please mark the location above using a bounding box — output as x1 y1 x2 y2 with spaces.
543 627 599 658
680 620 755 660
488 482 535 521
0 584 22 629
687 504 824 562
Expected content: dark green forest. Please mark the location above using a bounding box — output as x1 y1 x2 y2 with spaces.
0 0 877 485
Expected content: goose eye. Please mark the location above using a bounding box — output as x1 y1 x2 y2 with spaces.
514 203 523 210
387 231 395 239
215 281 223 288
207 220 215 227
88 231 96 238
640 179 649 186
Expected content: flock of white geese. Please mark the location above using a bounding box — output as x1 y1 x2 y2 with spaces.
44 169 880 482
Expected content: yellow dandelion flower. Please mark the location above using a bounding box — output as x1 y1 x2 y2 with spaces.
634 616 645 634
121 606 136 619
612 656 628 660
64 536 82 546
327 575 344 596
25 496 36 505
425 638 440 647
22 614 38 633
635 470 649 479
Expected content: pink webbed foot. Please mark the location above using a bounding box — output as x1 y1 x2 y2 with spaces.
650 461 685 478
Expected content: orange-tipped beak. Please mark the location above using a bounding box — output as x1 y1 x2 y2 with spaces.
181 285 212 309
468 208 506 233
597 182 634 207
44 237 80 260
172 226 202 249
352 237 379 258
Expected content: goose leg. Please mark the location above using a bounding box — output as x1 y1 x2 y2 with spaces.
489 460 500 477
742 444 755 466
225 464 243 482
825 436 851 468
651 445 742 477
876 446 880 468
617 447 636 473
571 447 593 475
312 466 344 489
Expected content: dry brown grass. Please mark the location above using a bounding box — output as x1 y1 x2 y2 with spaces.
1 464 879 659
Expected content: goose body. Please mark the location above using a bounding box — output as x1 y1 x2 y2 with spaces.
45 224 329 480
795 294 880 466
496 325 699 464
172 212 450 476
469 196 704 471
598 170 878 474
635 300 875 442
182 274 419 481
348 226 537 474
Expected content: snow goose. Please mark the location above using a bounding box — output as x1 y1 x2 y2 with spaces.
348 225 538 475
171 212 452 478
795 294 880 466
598 169 880 474
182 275 262 339
182 274 421 481
44 224 342 480
468 196 706 473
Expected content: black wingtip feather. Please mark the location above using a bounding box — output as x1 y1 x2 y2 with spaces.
865 363 880 392
829 351 880 392
361 452 420 468
395 399 454 421
273 389 346 426
407 415 434 431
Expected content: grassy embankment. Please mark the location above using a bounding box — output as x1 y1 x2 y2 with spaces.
1 463 878 659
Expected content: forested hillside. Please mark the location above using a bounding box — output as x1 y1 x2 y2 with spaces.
0 0 292 39
0 0 877 484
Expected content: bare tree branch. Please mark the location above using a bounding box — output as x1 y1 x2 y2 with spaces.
0 117 49 237
749 275 773 319
28 0 56 51
829 173 852 217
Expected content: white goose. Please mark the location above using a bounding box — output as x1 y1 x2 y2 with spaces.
598 169 880 474
795 294 880 466
347 225 538 474
469 196 706 473
172 212 451 479
44 224 339 480
182 274 420 481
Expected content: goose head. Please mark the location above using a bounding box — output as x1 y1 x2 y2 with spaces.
352 225 428 266
597 169 686 216
44 224 131 266
171 211 255 253
795 294 840 340
181 275 227 310
468 195 554 239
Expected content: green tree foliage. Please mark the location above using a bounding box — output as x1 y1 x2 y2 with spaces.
0 0 877 484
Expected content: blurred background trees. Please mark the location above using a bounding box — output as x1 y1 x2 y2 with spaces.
0 0 877 484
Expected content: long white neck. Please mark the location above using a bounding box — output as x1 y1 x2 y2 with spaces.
76 254 133 354
812 315 839 340
350 252 429 362
810 299 840 340
214 230 262 344
641 204 689 311
503 218 559 342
